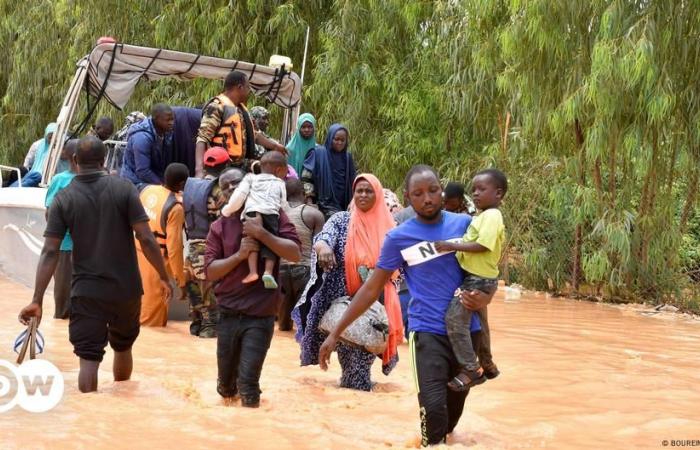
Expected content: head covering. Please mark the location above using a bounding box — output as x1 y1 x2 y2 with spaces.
325 124 353 209
249 106 269 121
203 146 230 167
30 122 58 174
249 106 269 133
302 123 356 214
286 113 317 175
344 174 404 364
383 188 403 214
114 111 146 141
285 164 299 180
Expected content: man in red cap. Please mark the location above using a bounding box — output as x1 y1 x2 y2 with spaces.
202 146 230 172
183 147 245 337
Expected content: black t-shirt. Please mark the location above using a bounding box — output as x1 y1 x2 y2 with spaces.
45 171 149 301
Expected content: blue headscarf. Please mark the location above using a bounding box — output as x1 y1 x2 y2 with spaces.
30 122 57 174
303 123 356 214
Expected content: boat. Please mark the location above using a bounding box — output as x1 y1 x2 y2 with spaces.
0 41 302 316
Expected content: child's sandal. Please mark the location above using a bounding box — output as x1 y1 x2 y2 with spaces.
447 369 486 392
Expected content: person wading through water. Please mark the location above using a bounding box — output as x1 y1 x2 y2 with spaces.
205 179 301 407
44 138 79 319
278 178 325 331
138 163 190 327
183 148 245 338
19 136 172 393
318 165 494 445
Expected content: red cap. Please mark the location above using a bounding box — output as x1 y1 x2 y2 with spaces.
203 146 230 167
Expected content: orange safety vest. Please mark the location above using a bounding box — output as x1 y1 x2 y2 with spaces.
210 95 250 161
138 185 180 255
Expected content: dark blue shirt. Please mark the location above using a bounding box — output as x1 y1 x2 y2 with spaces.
120 117 173 185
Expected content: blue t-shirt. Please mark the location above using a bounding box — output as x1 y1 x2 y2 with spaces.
377 211 479 335
45 171 76 251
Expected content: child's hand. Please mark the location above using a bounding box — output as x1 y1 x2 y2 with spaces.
434 241 456 253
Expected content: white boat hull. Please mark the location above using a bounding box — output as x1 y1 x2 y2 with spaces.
0 187 189 320
0 187 46 287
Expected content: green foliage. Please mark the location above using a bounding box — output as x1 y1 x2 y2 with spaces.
1 0 699 306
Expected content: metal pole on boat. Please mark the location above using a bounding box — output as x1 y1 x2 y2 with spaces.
43 59 89 185
282 109 290 146
300 26 310 96
292 26 310 136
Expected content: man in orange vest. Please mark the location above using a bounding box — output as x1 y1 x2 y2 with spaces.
137 163 190 326
194 71 285 178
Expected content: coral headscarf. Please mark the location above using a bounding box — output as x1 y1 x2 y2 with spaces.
345 174 404 364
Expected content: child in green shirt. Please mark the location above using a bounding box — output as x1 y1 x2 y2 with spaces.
435 168 507 392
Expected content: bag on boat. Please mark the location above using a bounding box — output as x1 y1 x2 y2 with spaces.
319 296 389 354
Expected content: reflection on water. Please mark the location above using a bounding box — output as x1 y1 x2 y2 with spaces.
1 276 699 449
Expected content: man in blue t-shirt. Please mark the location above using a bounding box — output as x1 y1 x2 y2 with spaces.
319 165 495 446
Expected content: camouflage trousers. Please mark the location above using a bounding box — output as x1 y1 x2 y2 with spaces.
186 240 218 335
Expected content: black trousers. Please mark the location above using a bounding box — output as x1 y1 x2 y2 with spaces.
69 296 141 362
411 331 475 446
216 312 274 402
53 250 72 319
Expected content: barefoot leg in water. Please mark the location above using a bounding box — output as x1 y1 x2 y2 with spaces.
113 349 133 382
79 359 100 393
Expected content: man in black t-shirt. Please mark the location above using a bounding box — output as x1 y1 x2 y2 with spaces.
19 136 172 393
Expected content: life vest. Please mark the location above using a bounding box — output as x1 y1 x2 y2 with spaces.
183 177 216 240
210 95 249 161
139 185 180 254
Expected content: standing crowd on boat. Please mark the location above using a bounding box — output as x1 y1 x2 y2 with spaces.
14 69 507 446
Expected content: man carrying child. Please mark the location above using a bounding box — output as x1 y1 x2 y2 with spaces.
205 151 300 407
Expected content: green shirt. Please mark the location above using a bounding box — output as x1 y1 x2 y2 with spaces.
456 208 504 279
45 170 76 251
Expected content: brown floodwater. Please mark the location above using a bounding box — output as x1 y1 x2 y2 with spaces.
1 276 699 449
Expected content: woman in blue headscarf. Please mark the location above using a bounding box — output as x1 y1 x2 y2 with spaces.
28 123 57 174
286 113 317 176
10 123 57 187
301 124 357 219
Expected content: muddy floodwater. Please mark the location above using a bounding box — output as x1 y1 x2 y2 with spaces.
1 276 699 449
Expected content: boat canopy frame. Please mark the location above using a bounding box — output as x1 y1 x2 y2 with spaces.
43 42 302 184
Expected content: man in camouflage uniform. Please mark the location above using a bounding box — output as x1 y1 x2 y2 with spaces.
194 71 285 178
186 152 245 338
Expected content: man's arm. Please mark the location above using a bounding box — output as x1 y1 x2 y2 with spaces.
166 205 186 288
435 240 488 253
23 141 38 170
133 221 172 300
305 207 326 238
242 212 301 263
255 132 287 155
460 289 494 311
194 142 207 179
318 268 393 369
134 136 162 184
18 237 62 324
221 177 250 217
195 100 223 178
206 237 258 281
